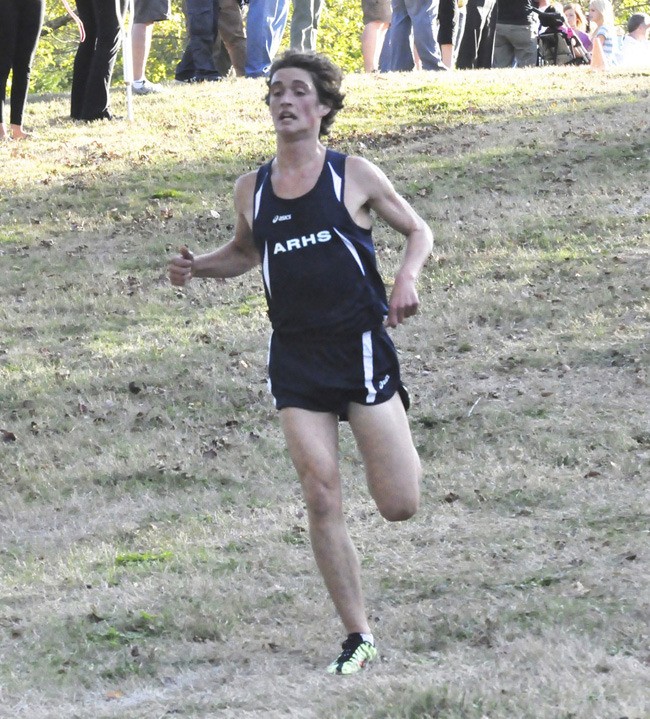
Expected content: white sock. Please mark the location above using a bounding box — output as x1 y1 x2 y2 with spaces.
360 633 374 645
133 78 145 85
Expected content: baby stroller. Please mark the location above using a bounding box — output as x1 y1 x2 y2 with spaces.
534 7 591 66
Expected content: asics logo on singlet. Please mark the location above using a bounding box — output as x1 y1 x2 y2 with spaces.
378 375 390 390
272 214 292 223
273 230 332 254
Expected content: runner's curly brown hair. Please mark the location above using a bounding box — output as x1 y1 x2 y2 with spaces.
265 50 346 136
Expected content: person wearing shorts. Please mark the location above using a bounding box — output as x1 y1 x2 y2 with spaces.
168 49 433 675
131 0 171 93
361 0 391 71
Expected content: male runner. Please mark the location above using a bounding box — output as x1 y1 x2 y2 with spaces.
169 49 433 675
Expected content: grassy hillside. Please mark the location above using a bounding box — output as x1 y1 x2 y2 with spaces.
1 67 649 719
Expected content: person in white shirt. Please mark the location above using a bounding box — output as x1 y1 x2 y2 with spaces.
618 12 650 68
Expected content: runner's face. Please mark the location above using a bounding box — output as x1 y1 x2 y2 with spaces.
268 67 330 137
564 7 576 26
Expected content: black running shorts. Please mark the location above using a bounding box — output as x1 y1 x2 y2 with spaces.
268 326 408 420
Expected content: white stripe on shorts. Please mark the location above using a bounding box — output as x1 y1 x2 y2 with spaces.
362 331 376 404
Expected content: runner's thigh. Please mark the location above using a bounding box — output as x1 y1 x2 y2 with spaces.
347 393 420 520
280 407 343 515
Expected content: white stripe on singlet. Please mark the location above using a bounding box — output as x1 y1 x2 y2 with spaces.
328 162 343 202
254 177 266 219
266 332 276 406
362 331 376 404
256 175 272 298
262 244 271 299
333 228 365 275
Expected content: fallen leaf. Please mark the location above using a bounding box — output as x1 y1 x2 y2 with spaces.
87 606 106 623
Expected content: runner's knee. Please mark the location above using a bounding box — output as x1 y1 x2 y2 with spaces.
298 465 342 519
377 495 419 522
372 462 421 521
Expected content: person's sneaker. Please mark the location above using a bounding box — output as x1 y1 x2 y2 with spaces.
326 633 377 675
132 79 163 95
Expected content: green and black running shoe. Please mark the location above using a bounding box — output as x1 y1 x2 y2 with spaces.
326 633 377 675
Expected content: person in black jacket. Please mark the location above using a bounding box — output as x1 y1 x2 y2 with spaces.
493 0 539 66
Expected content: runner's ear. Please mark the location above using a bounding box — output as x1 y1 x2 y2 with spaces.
318 102 332 119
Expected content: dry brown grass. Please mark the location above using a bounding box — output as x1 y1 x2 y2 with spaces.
1 67 649 718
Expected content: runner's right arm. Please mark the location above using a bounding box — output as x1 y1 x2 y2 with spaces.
168 173 260 286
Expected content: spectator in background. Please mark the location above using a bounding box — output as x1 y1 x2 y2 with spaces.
438 0 462 68
71 0 126 121
291 0 324 51
493 0 538 67
361 0 392 71
386 0 447 71
246 0 290 77
563 2 592 51
617 12 650 67
0 0 44 139
175 0 223 82
131 0 171 94
588 0 617 66
456 0 497 68
213 0 247 76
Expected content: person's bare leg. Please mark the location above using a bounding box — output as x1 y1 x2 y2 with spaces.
441 42 454 68
10 123 30 140
413 44 422 71
361 21 389 72
131 22 153 82
280 407 371 635
348 393 421 521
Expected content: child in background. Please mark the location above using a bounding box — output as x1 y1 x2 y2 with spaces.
588 0 618 66
563 2 592 51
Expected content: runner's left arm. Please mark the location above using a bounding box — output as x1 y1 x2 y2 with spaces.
347 158 433 328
